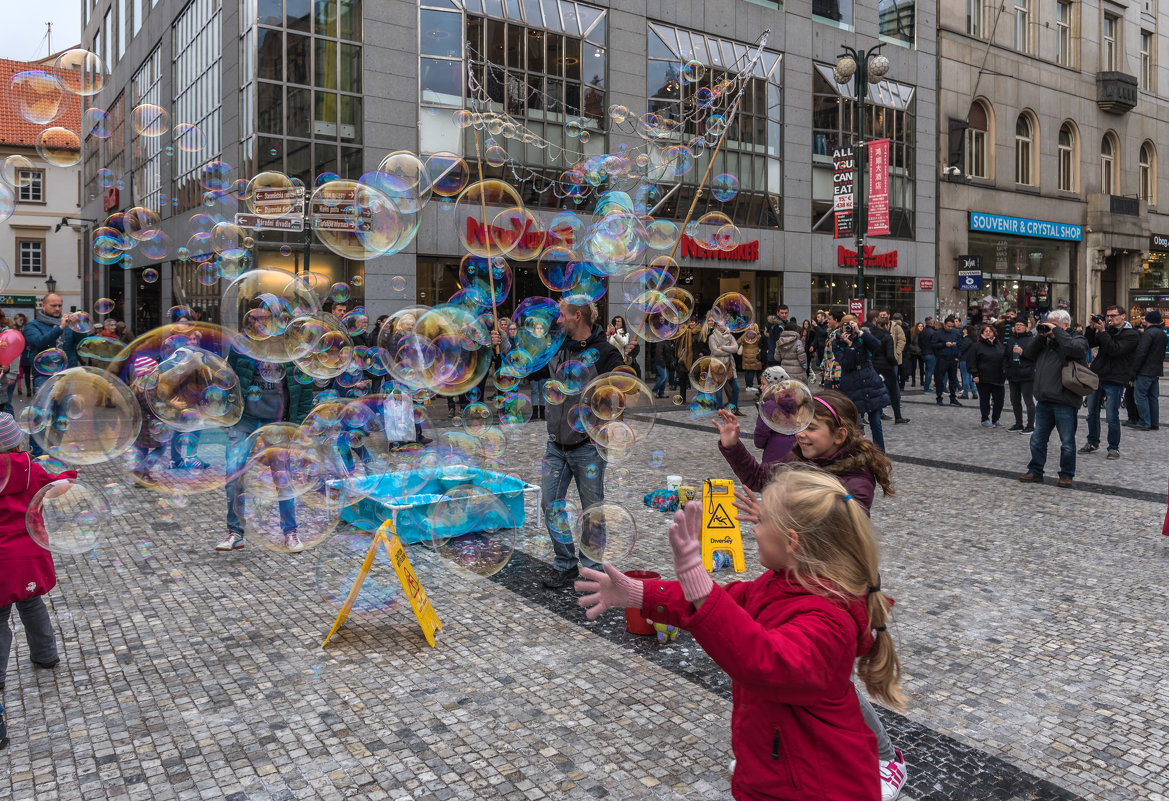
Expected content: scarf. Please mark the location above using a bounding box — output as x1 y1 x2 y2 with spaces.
35 310 61 328
820 329 843 384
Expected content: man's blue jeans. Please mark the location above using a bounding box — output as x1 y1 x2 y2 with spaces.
922 354 936 391
960 361 977 396
1085 383 1124 450
541 440 605 572
717 378 741 410
1134 375 1159 428
653 365 668 397
1027 402 1078 479
225 415 296 535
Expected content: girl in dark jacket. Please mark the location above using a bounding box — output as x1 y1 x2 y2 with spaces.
832 315 890 452
969 323 1007 427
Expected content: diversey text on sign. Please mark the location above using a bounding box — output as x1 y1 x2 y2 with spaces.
969 212 1082 242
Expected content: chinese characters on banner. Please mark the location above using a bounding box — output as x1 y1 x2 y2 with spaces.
833 147 854 238
867 138 890 236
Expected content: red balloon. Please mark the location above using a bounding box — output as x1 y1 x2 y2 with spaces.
0 329 25 366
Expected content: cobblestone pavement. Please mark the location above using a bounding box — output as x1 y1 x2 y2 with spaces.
1 382 1167 801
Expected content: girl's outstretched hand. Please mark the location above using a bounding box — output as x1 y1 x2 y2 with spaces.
669 501 713 604
733 489 761 526
711 409 741 449
575 564 644 620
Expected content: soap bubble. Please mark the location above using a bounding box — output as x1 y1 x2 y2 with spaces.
199 160 233 191
141 347 244 431
173 122 204 153
35 127 82 167
681 59 706 83
311 178 420 261
83 108 112 138
33 348 67 375
759 380 816 434
94 297 115 315
8 70 64 125
545 498 579 544
143 267 159 283
67 312 94 334
1 155 34 187
30 367 142 465
688 393 718 420
391 275 408 293
27 480 110 555
497 392 532 429
709 292 754 333
246 171 299 217
425 152 469 197
686 210 735 250
315 531 403 617
131 104 169 136
241 493 341 553
688 356 729 394
580 373 655 463
575 502 636 563
428 487 517 578
53 49 105 96
454 180 525 258
711 173 740 202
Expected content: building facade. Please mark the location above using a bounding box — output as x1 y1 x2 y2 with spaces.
80 0 938 331
1 55 84 323
938 0 1169 323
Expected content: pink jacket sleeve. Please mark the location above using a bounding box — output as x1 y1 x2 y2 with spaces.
641 579 857 703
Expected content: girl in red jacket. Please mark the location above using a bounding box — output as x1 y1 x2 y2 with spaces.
0 412 77 751
577 474 905 801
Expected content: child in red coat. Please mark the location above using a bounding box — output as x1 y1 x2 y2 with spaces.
0 412 77 750
576 473 904 801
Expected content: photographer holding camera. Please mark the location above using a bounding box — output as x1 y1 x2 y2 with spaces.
931 315 963 406
1018 310 1089 488
1079 306 1139 459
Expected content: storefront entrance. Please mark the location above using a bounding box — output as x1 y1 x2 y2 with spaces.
810 274 915 321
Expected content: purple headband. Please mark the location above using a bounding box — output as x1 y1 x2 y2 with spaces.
814 396 843 428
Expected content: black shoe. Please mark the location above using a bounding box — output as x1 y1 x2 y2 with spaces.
950 399 962 407
542 566 579 589
880 413 893 421
1136 423 1151 431
1122 420 1139 428
1151 426 1160 431
1022 425 1034 433
1008 424 1023 432
1078 443 1098 454
32 657 59 669
894 418 910 424
936 398 943 406
0 701 7 751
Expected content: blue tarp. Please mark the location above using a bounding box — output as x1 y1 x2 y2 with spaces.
340 467 528 543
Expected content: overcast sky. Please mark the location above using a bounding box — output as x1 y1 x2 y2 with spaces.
0 0 82 63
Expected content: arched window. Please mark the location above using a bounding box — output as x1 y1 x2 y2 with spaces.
1015 113 1035 185
965 100 990 178
1101 133 1117 194
1057 122 1077 192
1140 141 1156 204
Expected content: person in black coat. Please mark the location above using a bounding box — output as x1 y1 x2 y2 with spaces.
1004 319 1037 432
1082 306 1140 456
834 314 890 452
863 311 908 425
969 323 1008 427
931 316 963 406
1130 310 1167 430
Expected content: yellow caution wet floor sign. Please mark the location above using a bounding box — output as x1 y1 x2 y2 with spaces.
701 478 745 573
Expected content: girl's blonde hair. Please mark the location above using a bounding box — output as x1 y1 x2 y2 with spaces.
759 469 905 710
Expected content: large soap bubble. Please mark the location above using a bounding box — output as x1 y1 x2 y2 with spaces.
381 305 491 397
688 356 729 394
220 269 321 363
709 292 755 333
454 180 526 259
579 373 656 463
426 484 517 578
236 423 325 503
315 532 402 617
27 479 110 555
140 346 243 431
310 179 420 261
503 297 566 377
240 493 341 553
31 367 142 465
575 502 636 563
759 380 816 435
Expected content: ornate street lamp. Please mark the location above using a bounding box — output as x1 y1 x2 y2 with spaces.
45 274 57 294
834 46 890 307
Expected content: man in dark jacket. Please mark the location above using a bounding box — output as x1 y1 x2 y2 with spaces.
932 316 962 406
1081 306 1140 458
1129 310 1167 430
1004 319 1036 432
918 318 936 392
809 311 829 369
533 297 624 588
1019 310 1089 488
863 311 908 425
651 338 674 398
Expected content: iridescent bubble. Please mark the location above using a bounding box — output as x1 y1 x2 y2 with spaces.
711 173 740 202
200 160 233 191
83 107 111 138
608 104 629 124
35 127 82 167
759 380 816 435
425 152 470 197
30 367 142 465
427 488 517 578
8 70 64 125
94 298 115 315
689 356 729 394
96 168 115 188
391 275 407 293
497 393 532 429
330 282 351 303
688 393 718 420
710 292 754 333
143 267 159 283
173 122 204 153
535 247 579 292
33 348 67 375
681 59 706 83
144 347 244 432
27 480 110 555
454 180 525 259
53 49 105 96
575 502 636 563
279 244 293 256
131 104 169 136
68 312 94 334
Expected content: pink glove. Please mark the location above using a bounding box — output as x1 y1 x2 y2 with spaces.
670 501 713 603
575 564 645 620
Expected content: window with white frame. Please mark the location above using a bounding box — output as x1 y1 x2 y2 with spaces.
1015 113 1035 186
1140 30 1153 89
1103 14 1119 71
1140 141 1155 204
17 169 43 202
1013 0 1031 53
17 239 44 275
1101 133 1117 194
966 0 982 37
1057 122 1076 192
1056 1 1073 67
965 100 989 179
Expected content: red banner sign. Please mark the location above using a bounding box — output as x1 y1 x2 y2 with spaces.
919 278 934 291
102 187 119 212
679 235 759 261
838 245 898 268
848 298 866 318
867 138 890 236
833 147 854 239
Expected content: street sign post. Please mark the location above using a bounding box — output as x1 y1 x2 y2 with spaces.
234 213 305 232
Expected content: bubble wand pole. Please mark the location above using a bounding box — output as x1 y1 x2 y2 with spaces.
466 59 501 355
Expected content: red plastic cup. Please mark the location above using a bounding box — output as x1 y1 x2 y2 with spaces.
622 570 661 635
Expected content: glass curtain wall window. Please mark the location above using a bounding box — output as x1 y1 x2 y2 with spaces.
250 0 363 190
173 0 223 212
965 100 988 179
1056 1 1072 67
647 22 782 228
1013 0 1030 53
813 0 853 28
1140 30 1153 90
1057 122 1076 191
417 0 607 211
1103 14 1117 71
1015 113 1034 186
1139 141 1155 204
811 65 916 238
132 48 164 213
966 0 982 37
877 0 915 46
87 93 127 200
1101 133 1116 194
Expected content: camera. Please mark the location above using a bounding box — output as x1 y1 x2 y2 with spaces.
1091 314 1105 324
1038 322 1055 334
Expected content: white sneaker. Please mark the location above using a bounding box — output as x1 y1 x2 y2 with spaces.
880 749 907 801
284 531 305 553
728 758 736 775
215 532 245 551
